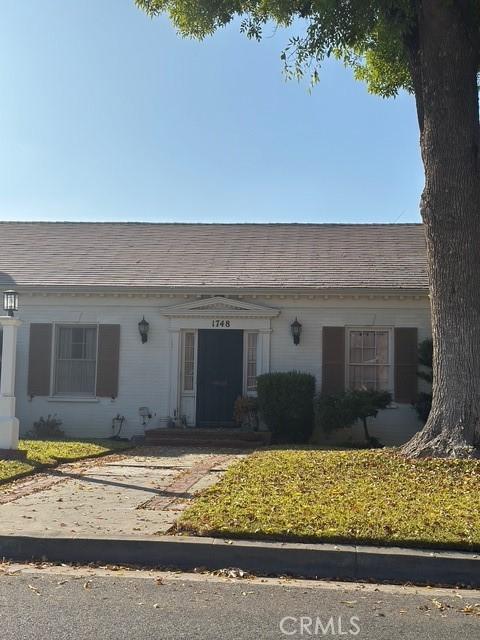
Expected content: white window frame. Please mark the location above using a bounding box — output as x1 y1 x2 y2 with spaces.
51 323 99 398
181 330 197 395
243 331 259 396
345 327 394 394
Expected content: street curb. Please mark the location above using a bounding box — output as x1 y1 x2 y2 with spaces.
0 534 479 587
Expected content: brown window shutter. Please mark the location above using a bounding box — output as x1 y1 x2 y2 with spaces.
322 327 346 394
27 323 53 396
96 324 120 398
394 328 418 403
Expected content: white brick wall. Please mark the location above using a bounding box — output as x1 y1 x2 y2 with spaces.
12 292 431 445
264 295 430 446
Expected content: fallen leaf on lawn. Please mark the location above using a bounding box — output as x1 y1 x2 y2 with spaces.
215 567 249 579
459 604 480 616
432 599 450 611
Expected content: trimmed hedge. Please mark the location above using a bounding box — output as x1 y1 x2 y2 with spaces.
256 371 316 443
314 389 392 447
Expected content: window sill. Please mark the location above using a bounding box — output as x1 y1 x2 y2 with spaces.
47 396 100 403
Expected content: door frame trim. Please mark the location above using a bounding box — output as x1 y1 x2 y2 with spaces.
163 297 279 424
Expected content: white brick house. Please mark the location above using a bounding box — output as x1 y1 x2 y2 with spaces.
0 222 430 445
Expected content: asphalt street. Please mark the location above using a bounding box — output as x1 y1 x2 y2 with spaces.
0 565 478 639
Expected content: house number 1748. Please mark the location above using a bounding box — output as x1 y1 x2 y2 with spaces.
211 320 231 328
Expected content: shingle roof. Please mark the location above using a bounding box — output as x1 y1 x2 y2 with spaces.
0 222 428 291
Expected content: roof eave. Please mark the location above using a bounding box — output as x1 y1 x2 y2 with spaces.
14 283 429 297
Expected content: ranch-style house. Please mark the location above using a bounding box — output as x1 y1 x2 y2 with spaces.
0 222 429 445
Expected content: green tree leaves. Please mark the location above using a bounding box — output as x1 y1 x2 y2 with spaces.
135 0 417 94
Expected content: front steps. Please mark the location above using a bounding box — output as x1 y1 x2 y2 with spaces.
144 427 271 449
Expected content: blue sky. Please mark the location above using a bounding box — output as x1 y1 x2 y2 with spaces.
0 0 423 223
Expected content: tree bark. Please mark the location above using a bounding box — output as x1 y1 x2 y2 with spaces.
402 0 480 458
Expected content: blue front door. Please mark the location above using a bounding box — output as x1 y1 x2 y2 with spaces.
196 329 244 427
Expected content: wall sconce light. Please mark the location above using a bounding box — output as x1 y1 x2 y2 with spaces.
290 317 302 346
3 289 19 317
138 316 150 343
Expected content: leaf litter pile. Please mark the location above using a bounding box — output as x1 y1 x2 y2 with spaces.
178 449 480 550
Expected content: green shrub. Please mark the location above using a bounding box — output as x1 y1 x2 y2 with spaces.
414 338 433 422
417 338 433 384
415 392 432 423
29 414 65 439
256 371 316 443
348 389 391 446
314 389 392 447
314 393 356 433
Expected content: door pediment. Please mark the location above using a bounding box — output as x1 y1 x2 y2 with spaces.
162 296 280 318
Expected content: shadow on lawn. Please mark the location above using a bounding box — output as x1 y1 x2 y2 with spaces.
0 439 133 487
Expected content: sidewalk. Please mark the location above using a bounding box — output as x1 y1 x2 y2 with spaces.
0 446 243 538
0 445 479 587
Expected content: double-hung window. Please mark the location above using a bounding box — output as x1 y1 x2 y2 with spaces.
347 329 391 392
54 325 98 396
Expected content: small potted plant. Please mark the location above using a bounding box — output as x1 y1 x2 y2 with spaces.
233 396 259 431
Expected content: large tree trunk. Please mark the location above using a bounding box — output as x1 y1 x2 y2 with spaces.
402 0 480 458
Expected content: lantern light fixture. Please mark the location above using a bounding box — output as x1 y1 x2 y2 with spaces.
290 317 302 346
3 290 19 317
138 316 150 344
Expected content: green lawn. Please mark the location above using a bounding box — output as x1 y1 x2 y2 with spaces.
0 439 131 486
178 448 480 551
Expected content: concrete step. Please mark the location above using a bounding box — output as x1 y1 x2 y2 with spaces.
143 437 263 449
144 428 271 448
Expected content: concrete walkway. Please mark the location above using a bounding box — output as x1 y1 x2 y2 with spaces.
0 447 243 538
